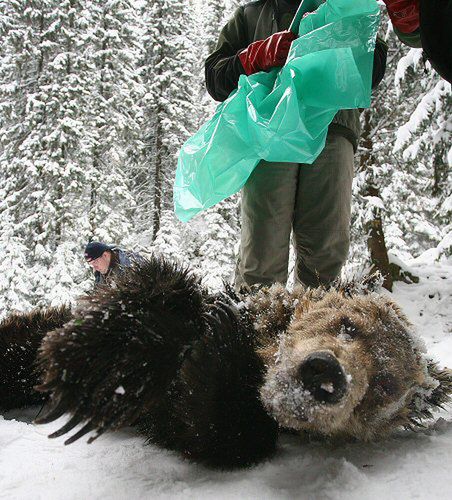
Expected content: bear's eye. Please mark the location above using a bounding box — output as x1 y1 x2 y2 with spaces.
337 317 360 341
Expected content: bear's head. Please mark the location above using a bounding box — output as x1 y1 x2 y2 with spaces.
255 289 452 440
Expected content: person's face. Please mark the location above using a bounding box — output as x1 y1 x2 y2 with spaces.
88 251 112 275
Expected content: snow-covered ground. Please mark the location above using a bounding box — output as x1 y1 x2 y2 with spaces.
1 259 452 500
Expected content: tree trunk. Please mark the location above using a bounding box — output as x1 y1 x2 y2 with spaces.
432 151 446 197
364 185 393 291
153 112 163 240
360 110 393 291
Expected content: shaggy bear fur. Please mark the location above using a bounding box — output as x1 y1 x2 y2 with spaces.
0 256 451 469
35 258 277 467
0 305 72 410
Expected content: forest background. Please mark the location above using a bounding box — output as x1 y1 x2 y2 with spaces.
0 0 450 315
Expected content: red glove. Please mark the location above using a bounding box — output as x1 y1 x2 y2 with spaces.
383 0 420 33
238 30 297 76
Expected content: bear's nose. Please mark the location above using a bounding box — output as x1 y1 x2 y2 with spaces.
297 351 347 404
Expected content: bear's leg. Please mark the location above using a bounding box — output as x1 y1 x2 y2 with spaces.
36 257 208 442
36 257 277 468
0 306 72 411
137 301 278 469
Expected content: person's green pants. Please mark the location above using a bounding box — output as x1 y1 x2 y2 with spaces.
235 132 355 288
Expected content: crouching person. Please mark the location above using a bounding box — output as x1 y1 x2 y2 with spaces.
84 241 144 286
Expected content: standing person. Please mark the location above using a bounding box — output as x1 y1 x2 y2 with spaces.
84 242 143 286
205 0 388 289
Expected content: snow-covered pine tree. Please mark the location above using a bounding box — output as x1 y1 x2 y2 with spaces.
351 10 451 284
0 209 34 317
139 0 199 239
152 202 240 292
391 49 451 259
0 0 145 309
194 202 239 290
351 30 418 285
0 0 95 306
180 0 242 287
83 0 144 244
204 0 231 55
152 209 190 266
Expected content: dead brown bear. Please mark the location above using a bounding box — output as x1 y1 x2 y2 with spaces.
247 284 452 440
0 256 450 469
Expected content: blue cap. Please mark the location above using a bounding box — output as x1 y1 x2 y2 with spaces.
84 242 112 262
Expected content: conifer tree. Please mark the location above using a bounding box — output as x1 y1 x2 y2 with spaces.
84 0 144 243
0 0 144 307
196 203 239 289
140 0 199 239
188 0 242 285
152 209 190 267
0 210 34 316
0 0 94 305
204 0 229 55
391 50 451 258
351 12 451 280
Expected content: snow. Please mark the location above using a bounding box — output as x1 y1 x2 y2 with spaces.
394 49 423 90
394 79 451 154
320 382 334 394
363 195 385 211
2 259 452 499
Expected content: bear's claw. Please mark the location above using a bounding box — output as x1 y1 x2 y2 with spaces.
47 413 84 438
34 396 70 425
63 421 96 445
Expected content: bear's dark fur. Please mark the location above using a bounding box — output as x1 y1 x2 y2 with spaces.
0 305 72 410
35 258 277 467
0 256 451 469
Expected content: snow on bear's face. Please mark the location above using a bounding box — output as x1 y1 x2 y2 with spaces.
260 291 433 440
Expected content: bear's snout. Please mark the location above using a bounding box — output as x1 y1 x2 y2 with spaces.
297 351 347 404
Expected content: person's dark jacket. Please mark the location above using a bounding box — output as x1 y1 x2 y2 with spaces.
205 0 388 150
94 248 144 286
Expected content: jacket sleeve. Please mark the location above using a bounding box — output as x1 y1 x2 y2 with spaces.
393 27 422 48
205 7 250 102
372 37 388 88
206 9 389 99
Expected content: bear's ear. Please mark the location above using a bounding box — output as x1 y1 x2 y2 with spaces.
406 361 452 428
372 296 413 330
335 272 383 298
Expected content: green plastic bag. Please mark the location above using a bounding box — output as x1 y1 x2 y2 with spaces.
174 0 380 222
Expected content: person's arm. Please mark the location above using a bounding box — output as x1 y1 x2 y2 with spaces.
382 0 422 47
383 0 420 33
372 37 389 88
206 8 388 99
393 26 422 48
205 7 249 102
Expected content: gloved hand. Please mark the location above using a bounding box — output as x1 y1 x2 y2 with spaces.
383 0 420 33
238 30 297 76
